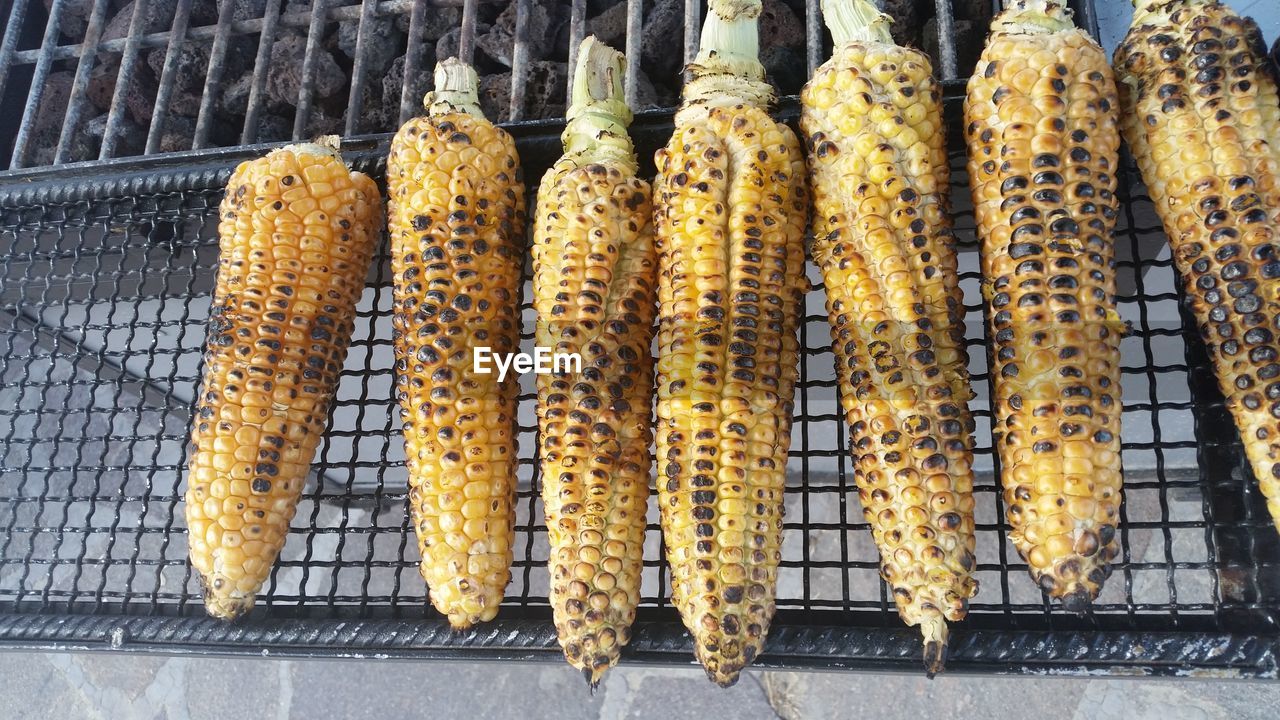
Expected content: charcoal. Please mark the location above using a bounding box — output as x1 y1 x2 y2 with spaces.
29 135 94 167
761 45 806 96
436 23 493 65
154 114 195 154
338 82 388 135
521 60 568 119
46 0 94 40
146 43 210 94
337 13 406 78
85 113 146 159
87 62 160 125
759 0 804 50
217 72 254 117
478 61 566 123
631 67 672 112
102 0 181 43
478 0 567 67
923 17 981 77
24 71 75 165
641 0 684 84
882 0 926 49
382 54 433 121
267 35 346 108
232 0 268 20
256 114 293 144
586 1 629 47
587 0 620 16
478 72 511 123
32 71 75 139
395 5 462 42
303 107 344 138
953 0 993 24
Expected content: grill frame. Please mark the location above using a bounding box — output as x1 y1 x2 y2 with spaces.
1 94 1280 676
0 0 1279 679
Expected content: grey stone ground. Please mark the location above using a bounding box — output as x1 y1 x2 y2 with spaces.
1 651 1278 720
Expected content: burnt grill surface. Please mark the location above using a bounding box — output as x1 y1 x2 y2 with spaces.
0 0 997 170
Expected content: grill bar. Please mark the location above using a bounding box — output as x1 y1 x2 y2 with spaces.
241 0 286 145
52 0 110 166
458 0 480 66
143 0 196 154
292 0 332 140
344 0 381 136
509 0 533 121
806 0 822 77
0 0 31 105
192 0 239 150
624 0 642 106
683 0 699 69
567 0 588 94
8 0 65 169
98 0 151 160
934 0 958 80
398 0 430 124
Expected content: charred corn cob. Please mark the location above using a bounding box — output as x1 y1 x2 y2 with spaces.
387 59 525 628
533 37 656 687
654 0 809 686
965 0 1124 609
186 140 381 619
801 0 977 673
1115 0 1280 531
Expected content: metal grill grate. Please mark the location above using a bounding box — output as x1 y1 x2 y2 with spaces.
0 95 1278 672
0 0 993 170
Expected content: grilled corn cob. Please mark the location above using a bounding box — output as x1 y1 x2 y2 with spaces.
801 0 977 674
654 0 809 686
387 58 525 628
1115 0 1280 530
186 140 381 619
965 0 1124 609
533 37 656 687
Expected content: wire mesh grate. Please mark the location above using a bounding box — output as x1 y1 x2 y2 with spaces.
1 99 1278 666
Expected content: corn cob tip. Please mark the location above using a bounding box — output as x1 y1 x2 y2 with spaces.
202 584 254 620
679 0 773 118
1059 587 1094 614
821 0 894 45
424 57 485 118
991 0 1074 34
920 616 949 677
706 667 743 689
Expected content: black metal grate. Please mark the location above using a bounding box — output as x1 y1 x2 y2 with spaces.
0 94 1278 673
